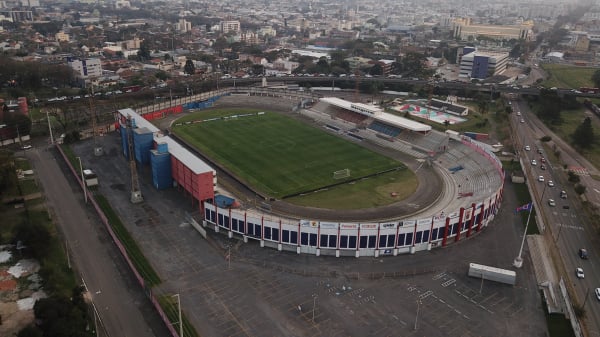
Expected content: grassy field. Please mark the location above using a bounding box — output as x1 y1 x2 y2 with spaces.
544 107 600 167
541 64 596 89
173 109 408 199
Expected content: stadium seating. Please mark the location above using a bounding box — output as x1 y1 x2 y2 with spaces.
368 121 402 137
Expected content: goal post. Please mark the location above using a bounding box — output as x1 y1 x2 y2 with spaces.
333 168 351 180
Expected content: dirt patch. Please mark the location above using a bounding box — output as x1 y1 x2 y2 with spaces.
0 302 34 336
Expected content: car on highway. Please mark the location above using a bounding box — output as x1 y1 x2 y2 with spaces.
576 267 585 279
520 119 525 123
541 157 546 163
538 175 544 182
538 149 543 154
548 180 554 187
516 111 521 116
21 145 32 150
531 159 537 166
579 248 588 259
595 288 600 301
524 145 531 151
548 199 556 207
560 190 567 199
541 164 546 170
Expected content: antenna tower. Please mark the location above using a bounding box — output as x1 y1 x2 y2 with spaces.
126 115 144 203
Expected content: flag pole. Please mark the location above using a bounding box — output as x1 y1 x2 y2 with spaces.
513 203 533 268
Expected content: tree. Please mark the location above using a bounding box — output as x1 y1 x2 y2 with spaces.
572 117 594 148
155 71 169 81
370 63 383 76
184 59 196 75
575 184 586 195
592 69 600 88
137 40 151 61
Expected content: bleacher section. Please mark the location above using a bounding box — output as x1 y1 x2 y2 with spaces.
368 121 402 137
397 129 448 153
437 140 503 203
335 109 369 124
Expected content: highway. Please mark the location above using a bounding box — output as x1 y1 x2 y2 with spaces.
510 99 600 336
26 146 164 337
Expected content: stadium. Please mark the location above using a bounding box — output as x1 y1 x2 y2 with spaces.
117 86 504 258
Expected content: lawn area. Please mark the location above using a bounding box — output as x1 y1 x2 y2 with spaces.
545 107 600 167
285 169 417 209
541 64 596 89
173 109 409 199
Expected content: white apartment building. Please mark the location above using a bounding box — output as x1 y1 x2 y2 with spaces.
220 20 240 34
177 18 192 33
67 58 102 86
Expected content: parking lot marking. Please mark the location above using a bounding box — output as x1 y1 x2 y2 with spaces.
441 279 456 287
432 272 447 280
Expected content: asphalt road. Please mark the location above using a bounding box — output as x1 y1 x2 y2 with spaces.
510 99 600 336
26 146 168 337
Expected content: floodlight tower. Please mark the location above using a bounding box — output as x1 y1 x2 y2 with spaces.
89 80 103 156
126 115 143 204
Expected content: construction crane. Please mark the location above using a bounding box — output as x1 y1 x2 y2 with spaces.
126 115 143 204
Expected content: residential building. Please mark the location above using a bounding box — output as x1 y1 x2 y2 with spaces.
177 18 192 33
67 58 103 86
55 31 70 42
220 20 240 34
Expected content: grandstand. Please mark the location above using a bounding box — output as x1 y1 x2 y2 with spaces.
368 121 403 137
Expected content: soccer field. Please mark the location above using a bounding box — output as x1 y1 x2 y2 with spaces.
173 109 406 198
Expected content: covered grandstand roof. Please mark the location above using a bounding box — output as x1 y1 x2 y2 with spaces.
321 97 431 132
375 113 431 132
118 108 215 175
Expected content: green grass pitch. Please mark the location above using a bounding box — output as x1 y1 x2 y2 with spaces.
172 109 405 198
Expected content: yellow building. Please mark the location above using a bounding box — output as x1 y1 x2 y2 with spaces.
453 18 533 41
55 31 70 42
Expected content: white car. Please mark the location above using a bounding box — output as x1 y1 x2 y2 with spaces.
531 159 537 166
548 180 554 187
538 175 544 182
595 288 600 301
548 199 556 207
524 145 531 151
516 111 521 116
576 267 585 279
520 119 525 123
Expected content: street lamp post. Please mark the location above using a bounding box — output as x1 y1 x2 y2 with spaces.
414 299 421 331
312 294 317 323
76 156 87 203
173 293 183 337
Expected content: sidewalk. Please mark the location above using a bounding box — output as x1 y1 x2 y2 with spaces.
526 234 565 314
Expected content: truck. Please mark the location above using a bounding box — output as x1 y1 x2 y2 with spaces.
468 263 516 285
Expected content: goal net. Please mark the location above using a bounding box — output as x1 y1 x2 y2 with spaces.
333 168 351 180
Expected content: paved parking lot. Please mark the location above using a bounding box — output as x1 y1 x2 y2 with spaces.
72 127 546 336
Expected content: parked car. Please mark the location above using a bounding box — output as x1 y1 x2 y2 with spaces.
524 145 531 151
538 175 544 182
548 180 554 187
531 159 537 166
